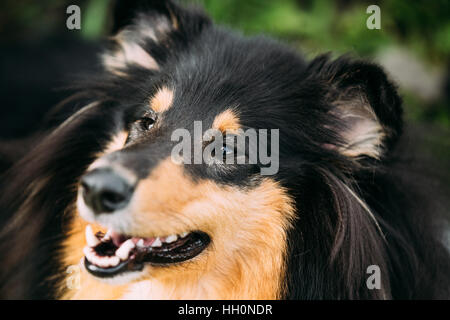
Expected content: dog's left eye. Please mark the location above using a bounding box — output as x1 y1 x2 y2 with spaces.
139 116 156 131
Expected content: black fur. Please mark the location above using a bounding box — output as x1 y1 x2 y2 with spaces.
0 0 448 299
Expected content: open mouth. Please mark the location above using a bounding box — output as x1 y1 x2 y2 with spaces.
83 225 210 278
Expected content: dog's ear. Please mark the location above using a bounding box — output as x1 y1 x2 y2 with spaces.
103 0 210 75
309 54 403 161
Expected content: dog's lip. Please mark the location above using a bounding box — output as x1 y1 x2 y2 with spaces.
83 226 211 278
84 257 143 278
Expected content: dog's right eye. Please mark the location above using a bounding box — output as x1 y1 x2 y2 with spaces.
139 116 156 131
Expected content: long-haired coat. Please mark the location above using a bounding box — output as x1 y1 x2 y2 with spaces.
0 0 449 299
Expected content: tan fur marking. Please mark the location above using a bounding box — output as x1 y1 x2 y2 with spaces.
212 109 240 134
61 159 295 299
167 7 179 30
150 87 174 113
89 130 128 163
105 131 128 154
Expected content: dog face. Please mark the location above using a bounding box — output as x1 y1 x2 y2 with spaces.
63 1 402 299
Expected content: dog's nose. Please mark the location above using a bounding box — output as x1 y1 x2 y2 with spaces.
81 168 133 214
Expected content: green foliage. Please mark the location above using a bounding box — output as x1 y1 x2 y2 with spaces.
196 0 448 61
82 0 110 39
194 0 449 127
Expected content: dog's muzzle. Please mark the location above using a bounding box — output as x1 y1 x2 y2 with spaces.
78 165 211 279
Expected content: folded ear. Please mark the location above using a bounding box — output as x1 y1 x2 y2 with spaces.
103 0 210 75
309 54 403 161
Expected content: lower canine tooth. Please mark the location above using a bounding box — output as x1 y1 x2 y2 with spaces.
151 237 162 247
115 239 135 260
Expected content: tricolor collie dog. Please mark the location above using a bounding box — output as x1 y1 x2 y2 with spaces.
0 0 449 299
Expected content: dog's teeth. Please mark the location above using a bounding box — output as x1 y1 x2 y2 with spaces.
96 256 110 268
165 234 177 243
83 246 97 264
143 238 155 246
108 256 120 267
115 239 135 260
180 232 188 238
83 246 93 257
136 239 145 248
84 245 121 268
85 226 100 247
151 237 162 247
102 229 112 241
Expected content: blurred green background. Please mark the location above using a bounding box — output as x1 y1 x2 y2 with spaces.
197 0 450 130
0 0 449 147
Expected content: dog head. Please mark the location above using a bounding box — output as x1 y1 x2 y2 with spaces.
67 0 402 299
